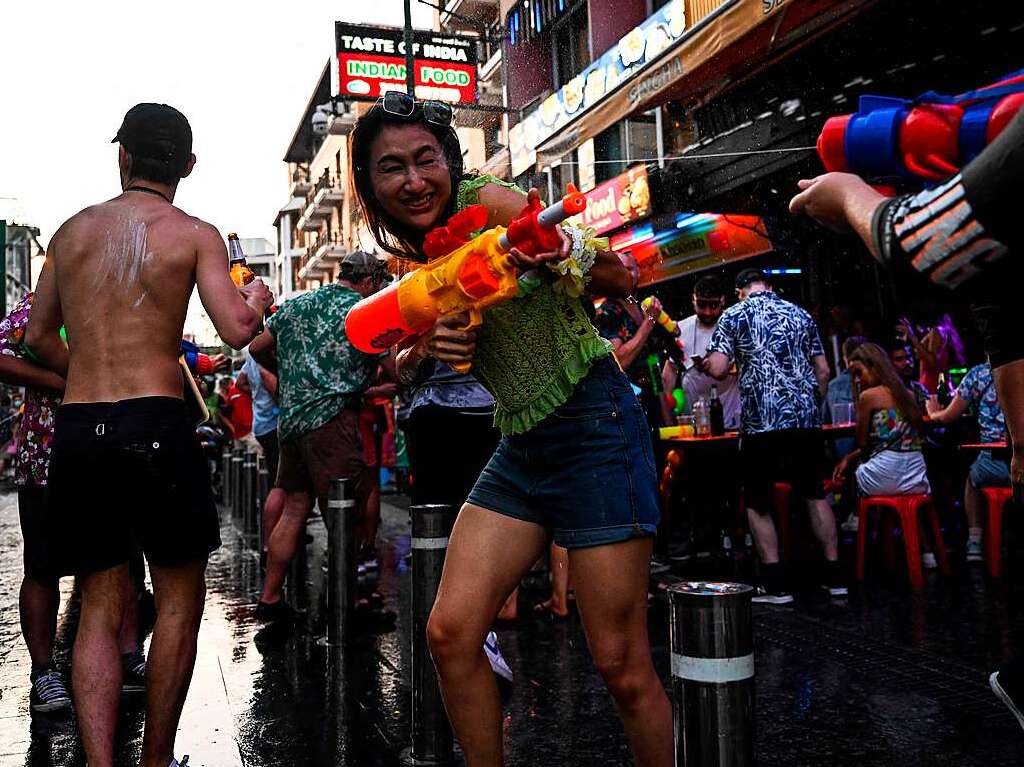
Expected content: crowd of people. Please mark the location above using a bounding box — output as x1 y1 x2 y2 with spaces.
2 90 1021 767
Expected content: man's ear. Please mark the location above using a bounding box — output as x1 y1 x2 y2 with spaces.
182 153 197 178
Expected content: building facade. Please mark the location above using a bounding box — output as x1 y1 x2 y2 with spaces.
0 221 44 315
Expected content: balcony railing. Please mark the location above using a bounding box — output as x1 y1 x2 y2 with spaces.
304 170 345 219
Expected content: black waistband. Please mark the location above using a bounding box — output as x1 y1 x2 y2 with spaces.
58 396 187 420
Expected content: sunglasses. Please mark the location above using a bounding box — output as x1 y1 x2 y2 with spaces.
378 91 453 127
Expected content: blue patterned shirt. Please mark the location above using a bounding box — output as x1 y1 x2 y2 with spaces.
958 363 1005 444
707 291 825 434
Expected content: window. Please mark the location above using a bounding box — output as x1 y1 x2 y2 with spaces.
594 123 625 183
551 1 589 90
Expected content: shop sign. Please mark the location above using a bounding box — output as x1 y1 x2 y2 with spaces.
567 165 651 235
510 0 692 176
336 22 478 104
610 213 772 287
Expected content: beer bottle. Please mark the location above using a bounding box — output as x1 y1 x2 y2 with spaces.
227 233 255 287
709 383 725 436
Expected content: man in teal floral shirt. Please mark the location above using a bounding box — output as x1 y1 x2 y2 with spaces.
250 252 390 621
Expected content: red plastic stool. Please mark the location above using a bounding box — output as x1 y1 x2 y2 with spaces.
982 487 1013 578
856 494 950 590
773 483 793 559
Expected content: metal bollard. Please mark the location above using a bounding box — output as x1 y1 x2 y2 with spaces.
221 447 232 507
668 582 755 767
256 454 269 547
242 452 257 538
322 478 355 646
231 448 245 518
403 504 455 766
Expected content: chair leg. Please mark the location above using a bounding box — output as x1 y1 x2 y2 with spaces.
986 494 1006 579
900 504 924 590
856 501 870 582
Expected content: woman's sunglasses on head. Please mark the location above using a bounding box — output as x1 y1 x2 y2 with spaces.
378 91 453 127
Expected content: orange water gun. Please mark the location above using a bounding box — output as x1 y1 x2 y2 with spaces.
345 185 588 371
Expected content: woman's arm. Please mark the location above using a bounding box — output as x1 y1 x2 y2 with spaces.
926 392 968 424
476 183 631 296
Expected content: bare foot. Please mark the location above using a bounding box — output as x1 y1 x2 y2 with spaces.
533 598 570 619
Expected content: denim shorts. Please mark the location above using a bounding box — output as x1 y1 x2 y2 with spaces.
467 357 660 548
969 450 1011 488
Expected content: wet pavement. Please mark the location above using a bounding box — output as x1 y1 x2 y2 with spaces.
0 487 1022 766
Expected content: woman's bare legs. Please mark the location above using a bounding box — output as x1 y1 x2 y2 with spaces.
536 543 571 617
426 505 549 767
571 538 673 767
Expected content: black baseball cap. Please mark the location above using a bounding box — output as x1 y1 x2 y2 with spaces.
111 103 192 171
734 268 769 290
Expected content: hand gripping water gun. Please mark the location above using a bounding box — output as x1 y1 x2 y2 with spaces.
345 185 588 371
640 296 686 366
817 70 1024 185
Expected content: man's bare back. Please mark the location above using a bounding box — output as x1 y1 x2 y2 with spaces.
48 192 207 403
28 190 272 404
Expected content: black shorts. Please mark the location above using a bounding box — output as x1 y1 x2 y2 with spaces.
255 429 280 486
18 485 57 581
740 428 827 512
47 396 220 576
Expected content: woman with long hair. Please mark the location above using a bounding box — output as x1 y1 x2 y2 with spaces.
834 342 931 497
350 93 671 766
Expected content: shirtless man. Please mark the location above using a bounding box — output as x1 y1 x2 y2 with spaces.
26 103 273 767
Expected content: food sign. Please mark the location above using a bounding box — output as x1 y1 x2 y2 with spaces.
336 22 478 104
567 166 651 235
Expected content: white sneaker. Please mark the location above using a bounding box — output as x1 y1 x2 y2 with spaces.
966 539 983 562
840 515 859 533
484 631 513 684
922 552 938 569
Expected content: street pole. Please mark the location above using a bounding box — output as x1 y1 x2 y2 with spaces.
668 581 755 766
403 0 416 97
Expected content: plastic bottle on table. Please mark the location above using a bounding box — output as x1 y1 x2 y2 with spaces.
693 397 711 437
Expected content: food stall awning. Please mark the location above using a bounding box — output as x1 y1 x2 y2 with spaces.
510 0 876 175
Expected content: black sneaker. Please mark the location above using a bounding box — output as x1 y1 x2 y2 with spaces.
752 564 794 605
255 599 298 624
990 669 1024 732
121 651 146 694
30 668 72 714
820 560 848 598
752 585 795 605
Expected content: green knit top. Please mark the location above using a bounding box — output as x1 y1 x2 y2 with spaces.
456 174 612 435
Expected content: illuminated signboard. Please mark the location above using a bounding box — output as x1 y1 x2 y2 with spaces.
611 213 773 287
567 165 651 235
336 22 478 104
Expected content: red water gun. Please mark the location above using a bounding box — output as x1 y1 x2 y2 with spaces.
345 185 588 369
817 70 1024 185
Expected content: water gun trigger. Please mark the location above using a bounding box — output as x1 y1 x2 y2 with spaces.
449 307 484 374
454 307 484 333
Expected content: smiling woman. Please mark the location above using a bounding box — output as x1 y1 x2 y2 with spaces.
349 95 673 766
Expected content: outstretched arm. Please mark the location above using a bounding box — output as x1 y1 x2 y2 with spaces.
194 222 274 349
477 183 632 297
25 248 68 376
